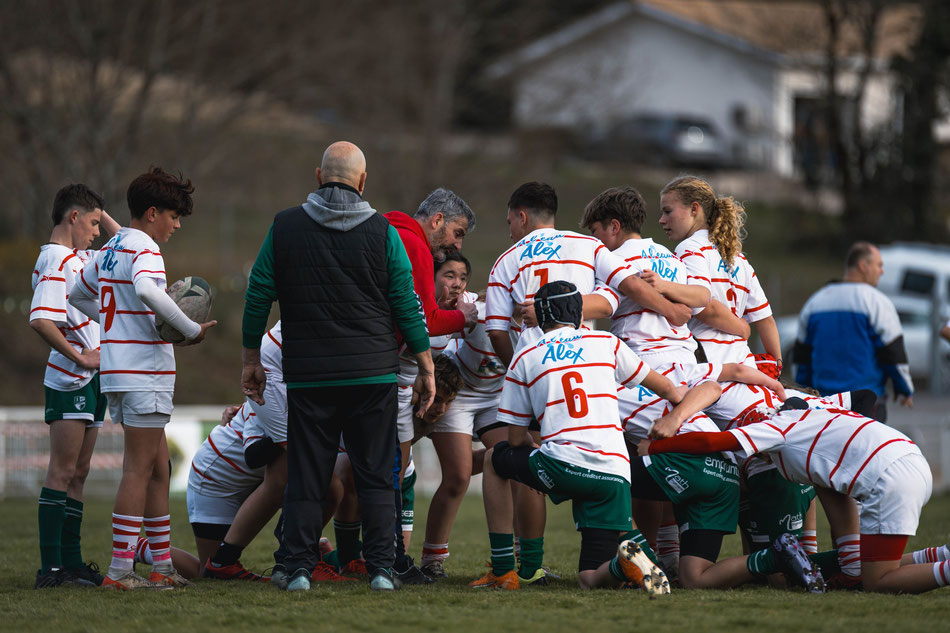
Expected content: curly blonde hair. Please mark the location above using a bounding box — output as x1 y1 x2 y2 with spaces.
661 175 746 267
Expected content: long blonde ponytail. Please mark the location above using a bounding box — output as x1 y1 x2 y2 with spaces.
661 175 746 267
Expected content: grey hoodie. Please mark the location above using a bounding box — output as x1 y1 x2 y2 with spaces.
302 184 377 232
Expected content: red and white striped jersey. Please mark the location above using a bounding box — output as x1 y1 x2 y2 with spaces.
261 320 283 382
76 228 174 393
609 238 698 360
446 292 518 395
397 332 454 387
30 244 99 390
497 326 650 480
188 402 264 497
675 230 771 365
729 407 921 498
618 362 722 442
486 229 634 337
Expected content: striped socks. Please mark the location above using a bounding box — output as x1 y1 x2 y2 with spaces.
800 530 818 556
109 513 142 580
421 542 449 566
912 544 950 565
144 515 173 572
746 548 777 576
489 532 515 575
836 534 861 577
933 561 949 587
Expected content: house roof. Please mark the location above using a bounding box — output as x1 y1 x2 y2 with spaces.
486 0 922 80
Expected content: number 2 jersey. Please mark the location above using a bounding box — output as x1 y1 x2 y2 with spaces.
75 227 175 393
30 244 99 390
497 326 651 480
675 229 771 365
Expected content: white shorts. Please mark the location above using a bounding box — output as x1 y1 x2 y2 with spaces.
246 376 287 445
107 391 173 428
430 390 499 435
859 452 932 535
635 349 697 372
397 385 414 443
186 485 254 527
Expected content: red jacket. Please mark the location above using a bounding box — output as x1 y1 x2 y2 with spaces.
385 210 465 336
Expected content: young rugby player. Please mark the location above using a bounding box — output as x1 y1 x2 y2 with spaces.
70 168 215 589
30 184 119 588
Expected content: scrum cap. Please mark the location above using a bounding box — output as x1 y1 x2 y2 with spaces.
535 281 583 330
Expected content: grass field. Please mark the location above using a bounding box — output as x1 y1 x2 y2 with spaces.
1 492 948 633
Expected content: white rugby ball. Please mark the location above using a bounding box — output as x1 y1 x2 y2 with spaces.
156 276 213 343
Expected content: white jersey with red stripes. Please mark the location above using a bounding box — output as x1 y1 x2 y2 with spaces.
397 333 453 387
675 230 771 365
728 407 922 499
486 228 634 341
76 228 174 392
446 292 517 395
31 244 100 390
608 237 698 361
188 402 265 497
618 362 723 443
497 326 650 480
247 321 288 445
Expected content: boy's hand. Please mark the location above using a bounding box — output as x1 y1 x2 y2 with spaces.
179 320 218 346
76 348 100 370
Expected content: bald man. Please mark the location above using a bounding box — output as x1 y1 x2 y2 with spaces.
242 141 435 592
793 241 913 422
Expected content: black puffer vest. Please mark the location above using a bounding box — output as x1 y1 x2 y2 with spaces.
271 206 398 382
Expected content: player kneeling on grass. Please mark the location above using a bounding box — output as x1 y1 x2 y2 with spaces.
472 281 683 592
640 398 949 594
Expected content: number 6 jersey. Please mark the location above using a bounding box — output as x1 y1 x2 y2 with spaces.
497 326 650 480
74 227 175 393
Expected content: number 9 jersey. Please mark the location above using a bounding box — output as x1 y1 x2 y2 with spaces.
75 227 174 393
497 326 650 481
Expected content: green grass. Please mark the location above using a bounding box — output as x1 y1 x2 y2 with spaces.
1 492 949 632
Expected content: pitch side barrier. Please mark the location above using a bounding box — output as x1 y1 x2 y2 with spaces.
0 405 459 499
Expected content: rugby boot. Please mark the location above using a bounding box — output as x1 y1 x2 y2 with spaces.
772 533 825 593
469 566 520 590
617 540 671 595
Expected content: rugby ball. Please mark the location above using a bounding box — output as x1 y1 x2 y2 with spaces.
156 276 213 343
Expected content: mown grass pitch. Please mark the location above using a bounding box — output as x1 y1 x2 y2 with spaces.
1 492 948 633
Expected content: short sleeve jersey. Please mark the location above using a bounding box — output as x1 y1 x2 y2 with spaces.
609 238 698 358
675 230 771 365
188 401 265 497
31 245 100 390
497 326 650 480
445 292 518 394
486 228 634 339
729 408 921 498
76 227 173 392
261 320 283 381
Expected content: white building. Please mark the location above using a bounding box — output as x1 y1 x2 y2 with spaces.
485 1 923 176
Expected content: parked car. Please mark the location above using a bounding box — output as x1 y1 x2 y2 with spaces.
578 113 732 168
772 242 950 383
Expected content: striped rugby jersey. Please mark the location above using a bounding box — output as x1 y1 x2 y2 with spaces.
675 230 771 365
728 407 921 498
31 244 99 390
188 401 265 498
486 229 634 342
608 237 698 359
445 292 518 395
497 326 650 480
76 227 173 392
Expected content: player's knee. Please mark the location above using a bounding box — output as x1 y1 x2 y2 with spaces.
578 528 619 573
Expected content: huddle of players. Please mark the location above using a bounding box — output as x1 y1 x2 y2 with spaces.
30 170 950 595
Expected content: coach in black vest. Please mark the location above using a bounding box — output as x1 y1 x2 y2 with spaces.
241 141 435 592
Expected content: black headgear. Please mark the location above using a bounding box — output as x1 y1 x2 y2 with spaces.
535 280 583 330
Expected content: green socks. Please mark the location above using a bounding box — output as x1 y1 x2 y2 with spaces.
38 487 67 571
517 537 543 579
333 520 362 567
809 549 841 577
620 529 660 565
62 497 85 570
746 548 778 576
489 532 515 575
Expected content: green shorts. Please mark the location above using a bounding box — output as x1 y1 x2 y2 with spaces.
739 468 816 549
526 451 632 531
644 453 739 534
401 470 416 528
44 374 107 427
